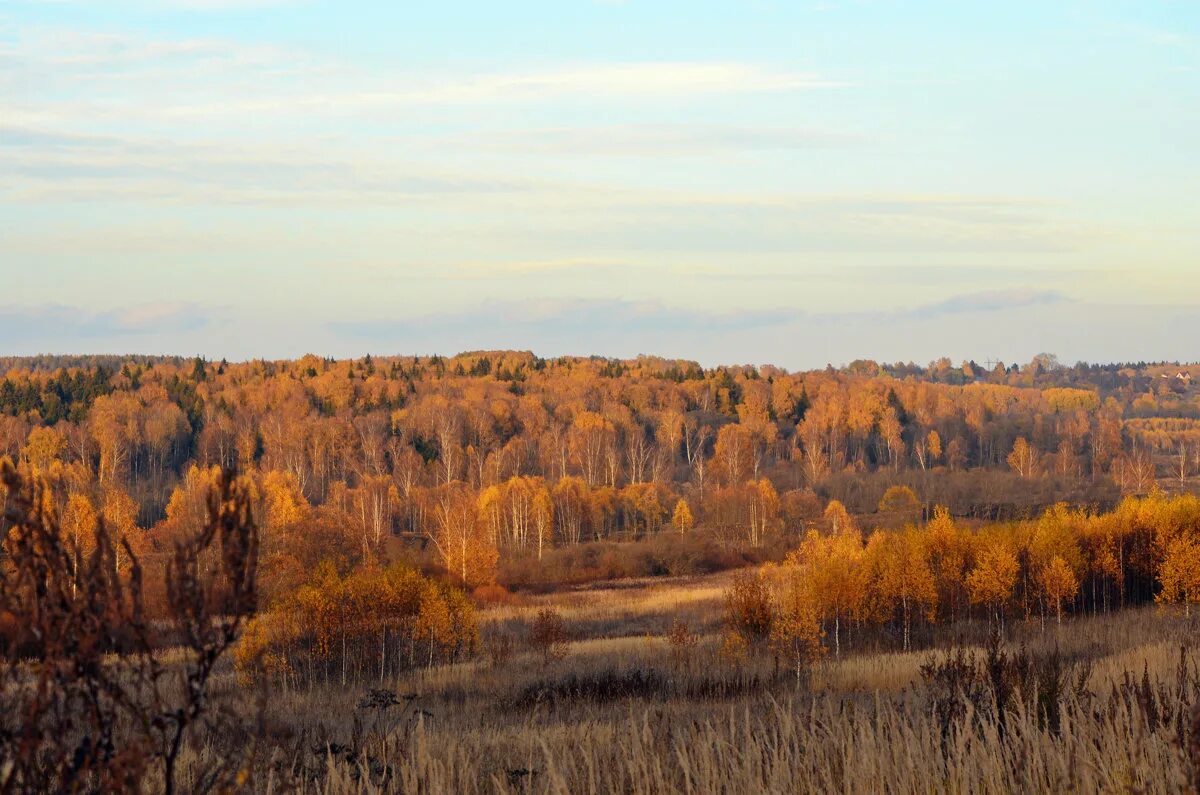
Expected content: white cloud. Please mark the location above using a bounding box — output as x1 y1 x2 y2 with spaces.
444 123 866 156
125 62 840 122
3 24 842 130
0 301 210 342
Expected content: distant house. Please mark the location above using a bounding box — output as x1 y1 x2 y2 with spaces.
1176 371 1193 383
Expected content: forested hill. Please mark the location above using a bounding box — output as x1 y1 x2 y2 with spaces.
1 351 1197 579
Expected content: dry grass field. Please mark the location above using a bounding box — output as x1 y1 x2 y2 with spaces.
158 573 1200 793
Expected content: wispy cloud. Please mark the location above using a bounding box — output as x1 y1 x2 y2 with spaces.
446 124 866 156
919 288 1065 316
0 302 209 343
109 62 840 121
331 289 1070 343
3 24 843 127
333 298 795 340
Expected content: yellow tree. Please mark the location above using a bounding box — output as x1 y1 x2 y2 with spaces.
261 469 310 532
1156 535 1200 616
868 528 937 651
161 465 223 542
88 392 142 484
878 485 921 524
352 474 397 554
1007 436 1039 478
532 485 554 560
431 484 498 587
1030 503 1084 623
713 424 754 487
569 411 615 486
101 485 144 573
1037 555 1078 624
823 499 855 535
926 430 942 467
671 499 694 534
967 538 1019 629
61 492 98 593
23 426 67 472
477 484 504 548
788 528 865 657
413 581 454 667
747 478 780 546
924 506 970 623
632 481 667 535
551 476 590 545
768 567 825 682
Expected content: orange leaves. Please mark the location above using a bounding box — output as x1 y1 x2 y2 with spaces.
619 480 670 536
924 505 970 621
725 562 824 674
260 469 309 531
412 577 478 666
704 480 780 548
161 464 223 543
966 538 1019 618
877 485 921 520
477 475 555 554
569 411 616 486
822 499 855 536
723 570 774 644
240 559 479 683
1037 556 1079 623
768 573 825 679
552 476 590 545
747 478 779 547
784 527 866 656
713 424 754 487
101 484 145 569
431 482 498 587
926 430 942 462
1156 534 1200 616
62 492 99 558
867 527 938 649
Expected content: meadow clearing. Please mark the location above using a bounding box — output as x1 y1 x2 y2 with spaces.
158 572 1200 794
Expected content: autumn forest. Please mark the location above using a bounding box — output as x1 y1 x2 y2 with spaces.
3 350 1200 792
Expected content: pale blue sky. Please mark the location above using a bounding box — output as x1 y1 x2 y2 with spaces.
1 1 1197 366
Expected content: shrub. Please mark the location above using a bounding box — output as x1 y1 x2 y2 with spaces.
723 571 774 645
920 630 1094 738
665 619 700 668
472 582 519 606
485 631 516 668
529 608 570 663
719 627 750 665
0 461 258 794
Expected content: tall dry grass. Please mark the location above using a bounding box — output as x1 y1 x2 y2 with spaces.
184 590 1200 794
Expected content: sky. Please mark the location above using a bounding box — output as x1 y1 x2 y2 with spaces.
1 0 1198 368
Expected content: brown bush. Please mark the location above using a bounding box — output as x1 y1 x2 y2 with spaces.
472 582 520 606
528 608 570 663
486 631 516 668
723 571 774 645
921 630 1093 737
666 619 700 668
0 461 258 794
